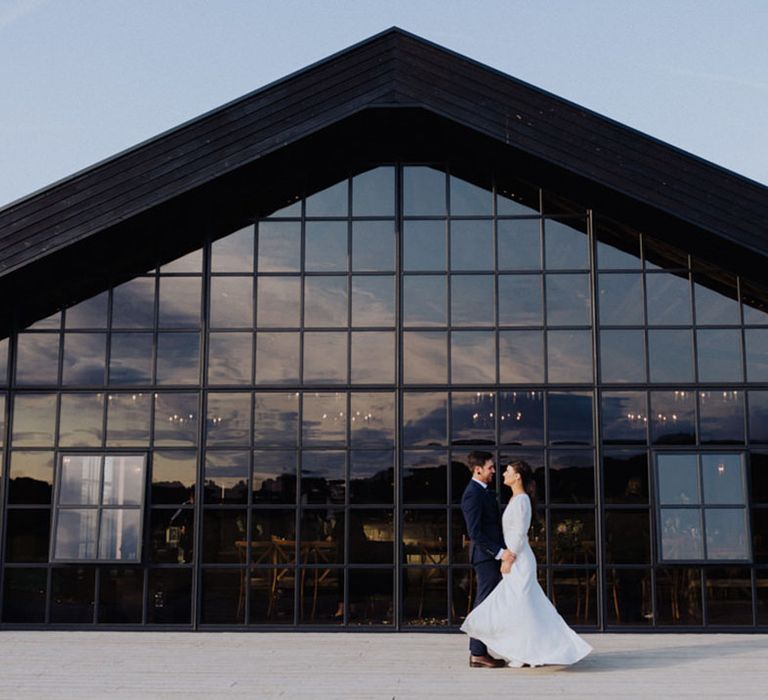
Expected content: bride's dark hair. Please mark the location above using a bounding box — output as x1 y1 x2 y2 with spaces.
508 460 538 526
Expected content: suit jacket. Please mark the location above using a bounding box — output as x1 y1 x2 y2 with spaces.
461 480 504 564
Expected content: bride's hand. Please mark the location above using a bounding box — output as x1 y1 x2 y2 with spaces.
500 560 513 574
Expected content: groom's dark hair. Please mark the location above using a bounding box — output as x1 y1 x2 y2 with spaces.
466 451 493 473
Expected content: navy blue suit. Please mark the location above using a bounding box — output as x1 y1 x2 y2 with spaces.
461 479 505 656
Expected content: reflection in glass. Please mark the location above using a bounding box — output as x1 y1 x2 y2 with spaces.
350 392 395 446
54 509 98 559
251 508 296 548
8 451 54 504
149 508 193 563
305 221 348 272
12 393 57 447
158 277 201 327
65 292 108 329
351 332 395 384
160 249 202 274
15 333 59 385
209 277 253 328
450 174 492 215
498 274 542 327
304 276 348 327
660 508 703 559
696 329 743 382
109 332 153 385
99 509 141 560
451 392 495 445
99 568 143 623
352 221 395 271
254 393 298 446
548 392 593 445
59 455 101 505
745 329 768 381
257 277 301 327
49 568 95 623
147 569 191 624
598 273 644 325
750 451 768 503
352 167 395 216
403 451 448 504
403 567 448 625
0 337 7 384
644 236 688 271
350 450 394 504
107 393 151 446
743 281 768 325
657 453 699 505
749 391 768 443
544 218 588 270
550 510 596 564
451 331 495 384
701 454 745 504
606 568 652 625
403 166 445 216
201 569 244 623
62 333 106 385
547 330 593 383
59 393 104 447
211 225 254 272
595 219 642 270
154 393 198 447
499 391 544 445
451 275 494 326
252 451 296 504
694 277 739 325
403 509 447 560
497 219 541 270
257 221 301 272
112 278 155 328
203 510 247 564
603 450 648 504
255 332 299 385
549 451 594 504
303 392 346 445
204 451 249 504
4 509 51 562
605 510 650 564
403 221 446 271
651 390 696 444
600 329 646 383
497 178 539 215
698 391 744 444
450 220 493 271
303 331 347 383
403 392 447 447
656 567 702 625
705 568 752 623
546 273 591 326
646 273 691 325
648 329 694 383
499 331 544 383
300 509 344 562
348 569 393 624
403 276 446 326
207 392 252 446
601 391 647 444
1 569 47 623
351 276 395 327
156 333 200 384
754 508 768 563
403 331 447 384
209 332 253 385
151 450 196 504
305 179 347 217
0 394 4 446
301 450 345 504
705 510 750 560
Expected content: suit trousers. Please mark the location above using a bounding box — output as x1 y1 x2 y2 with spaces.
468 557 502 656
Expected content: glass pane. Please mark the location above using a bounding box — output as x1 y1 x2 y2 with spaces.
59 454 101 505
696 329 743 382
753 507 768 563
598 273 644 325
160 249 202 274
65 291 108 329
147 569 192 624
211 225 254 272
550 510 596 564
153 393 198 447
254 392 298 447
656 567 702 625
403 450 448 504
451 391 495 445
149 508 193 563
648 329 694 383
300 509 344 562
751 451 768 503
701 454 745 504
499 391 544 445
9 451 54 504
603 450 648 504
600 329 646 383
350 332 395 384
403 166 445 216
699 390 744 444
54 509 98 559
59 392 104 447
605 568 652 625
352 221 395 271
350 450 394 504
745 328 768 382
496 178 539 215
256 277 301 327
549 451 595 504
210 277 253 328
12 393 57 447
403 567 448 626
351 276 394 327
403 509 448 561
301 450 345 504
403 221 446 271
450 174 492 215
660 508 704 559
0 393 4 446
403 275 446 326
651 390 696 445
749 391 768 443
109 332 153 385
743 281 768 325
305 221 348 272
158 277 201 327
151 450 196 504
403 331 447 384
544 218 588 269
548 391 593 445
200 568 244 624
497 219 541 270
601 391 648 444
305 179 347 217
304 276 348 327
403 391 447 447
595 219 642 270
760 570 768 624
451 331 495 384
498 274 542 326
499 330 544 383
657 453 699 505
206 392 252 446
705 568 752 623
156 332 200 384
26 312 61 330
302 392 347 446
106 392 151 446
705 510 750 559
112 277 155 328
202 510 248 564
646 272 691 325
347 568 393 624
49 568 95 622
252 451 296 504
99 509 141 561
451 275 494 326
0 337 7 385
257 221 301 272
350 392 395 446
15 333 59 385
204 451 249 504
5 509 50 562
694 276 739 325
547 330 593 383
254 332 299 384
450 220 493 271
208 332 253 385
99 568 143 623
605 510 650 563
352 166 394 216
645 236 688 271
303 331 348 383
546 273 591 326
1 569 47 623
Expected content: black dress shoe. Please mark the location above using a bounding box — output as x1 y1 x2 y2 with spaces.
469 654 506 668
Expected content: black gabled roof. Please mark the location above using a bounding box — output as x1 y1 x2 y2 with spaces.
2 27 768 282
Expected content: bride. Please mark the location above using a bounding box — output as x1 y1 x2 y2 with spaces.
461 461 592 667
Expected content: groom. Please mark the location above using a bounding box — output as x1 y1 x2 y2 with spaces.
461 451 516 668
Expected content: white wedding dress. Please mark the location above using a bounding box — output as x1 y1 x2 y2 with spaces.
461 493 592 666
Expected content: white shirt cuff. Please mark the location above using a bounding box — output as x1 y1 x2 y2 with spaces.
495 548 505 560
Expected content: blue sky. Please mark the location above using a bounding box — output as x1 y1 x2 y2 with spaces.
1 0 767 208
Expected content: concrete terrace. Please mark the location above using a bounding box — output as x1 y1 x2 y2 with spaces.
1 631 767 699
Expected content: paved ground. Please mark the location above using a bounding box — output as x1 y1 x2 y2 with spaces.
0 631 766 698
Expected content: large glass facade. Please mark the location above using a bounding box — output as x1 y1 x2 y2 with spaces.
1 164 767 630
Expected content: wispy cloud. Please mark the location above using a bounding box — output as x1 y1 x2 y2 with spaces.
672 67 768 93
0 0 48 31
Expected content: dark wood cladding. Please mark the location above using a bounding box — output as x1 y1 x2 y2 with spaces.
1 27 767 287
